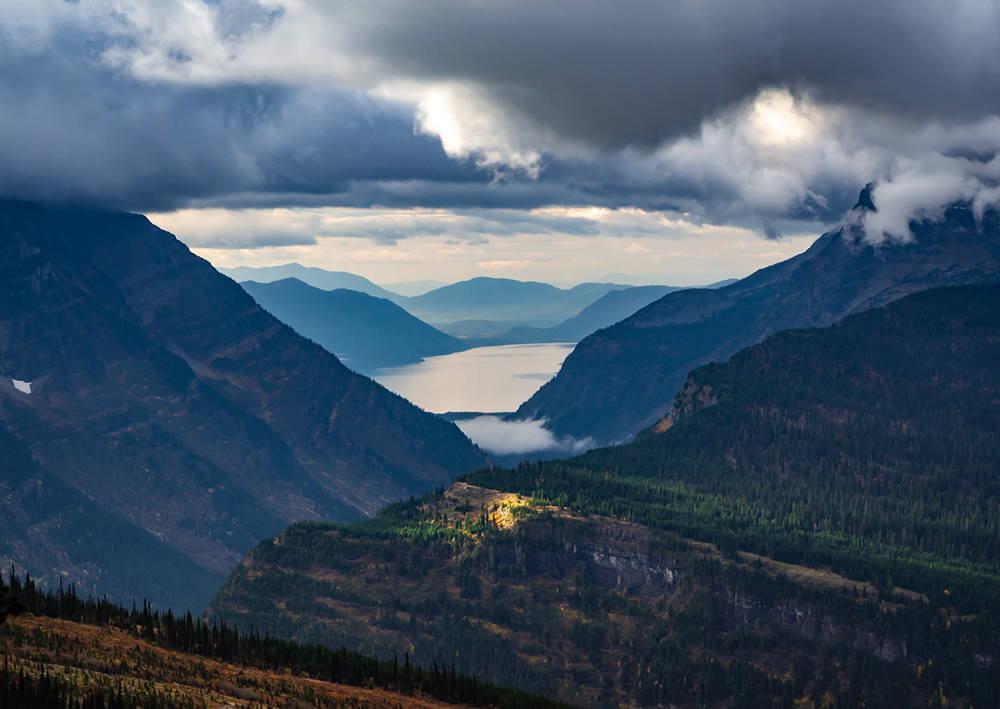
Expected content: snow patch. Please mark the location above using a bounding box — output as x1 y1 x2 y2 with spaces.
12 379 31 395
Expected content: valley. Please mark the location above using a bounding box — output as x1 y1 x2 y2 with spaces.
7 6 1000 708
207 283 1000 707
0 202 486 611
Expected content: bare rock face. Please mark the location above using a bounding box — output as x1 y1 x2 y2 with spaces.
0 201 485 610
517 190 1000 446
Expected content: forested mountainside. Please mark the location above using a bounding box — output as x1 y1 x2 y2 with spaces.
0 201 484 611
209 284 1000 707
0 574 568 709
241 278 467 374
517 188 1000 445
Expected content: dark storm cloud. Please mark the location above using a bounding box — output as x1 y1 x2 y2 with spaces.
2 0 1000 233
0 22 482 212
338 0 1000 148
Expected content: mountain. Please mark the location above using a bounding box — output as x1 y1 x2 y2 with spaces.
403 277 629 326
219 263 405 302
241 278 468 374
0 422 220 611
516 187 1000 445
500 285 683 343
0 201 484 610
381 279 448 296
207 284 1000 707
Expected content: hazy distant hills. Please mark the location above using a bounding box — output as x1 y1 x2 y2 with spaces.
220 263 404 302
517 187 1000 445
242 278 468 374
0 201 485 610
380 279 448 296
500 284 705 343
227 267 652 338
404 277 629 326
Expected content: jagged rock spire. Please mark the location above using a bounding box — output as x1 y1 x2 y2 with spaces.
854 182 877 211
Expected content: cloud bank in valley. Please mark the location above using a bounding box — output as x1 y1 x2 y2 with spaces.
3 0 1000 242
456 416 595 457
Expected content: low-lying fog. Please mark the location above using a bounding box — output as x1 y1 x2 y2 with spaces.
371 343 594 458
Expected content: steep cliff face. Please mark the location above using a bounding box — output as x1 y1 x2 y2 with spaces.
0 201 485 610
517 192 1000 445
207 483 978 706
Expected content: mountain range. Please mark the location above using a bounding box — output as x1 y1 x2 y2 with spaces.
241 278 468 375
224 265 642 333
497 284 683 343
517 187 1000 445
208 282 1000 707
0 201 485 611
220 263 403 302
402 277 630 327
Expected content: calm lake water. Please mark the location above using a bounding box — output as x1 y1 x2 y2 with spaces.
371 343 574 413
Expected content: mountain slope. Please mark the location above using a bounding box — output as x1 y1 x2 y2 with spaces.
0 201 485 609
404 277 628 326
242 278 468 374
0 422 221 611
517 188 1000 444
501 285 682 343
1 577 569 709
220 263 405 302
210 284 1000 706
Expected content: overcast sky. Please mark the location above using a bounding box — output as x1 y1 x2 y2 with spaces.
4 1 1000 284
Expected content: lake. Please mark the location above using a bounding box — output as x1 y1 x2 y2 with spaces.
371 343 574 413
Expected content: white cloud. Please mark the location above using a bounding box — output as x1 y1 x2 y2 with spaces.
862 159 981 243
456 416 594 456
168 206 818 286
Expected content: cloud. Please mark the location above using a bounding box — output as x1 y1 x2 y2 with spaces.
156 206 604 249
3 0 1000 237
456 416 594 457
862 160 981 243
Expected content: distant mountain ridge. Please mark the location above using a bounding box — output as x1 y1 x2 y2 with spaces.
402 277 631 326
499 285 684 343
516 187 1000 445
0 201 485 610
224 266 646 336
220 263 404 302
241 278 468 374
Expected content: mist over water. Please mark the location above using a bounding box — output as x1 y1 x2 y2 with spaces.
371 343 574 414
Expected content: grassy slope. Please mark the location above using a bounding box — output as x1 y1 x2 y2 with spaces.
1 614 472 709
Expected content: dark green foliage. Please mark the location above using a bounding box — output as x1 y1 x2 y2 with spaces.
3 569 569 709
0 661 204 709
0 584 25 625
208 487 1000 706
210 283 1000 706
473 285 1000 612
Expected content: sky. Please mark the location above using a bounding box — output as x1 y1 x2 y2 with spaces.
4 1 1000 285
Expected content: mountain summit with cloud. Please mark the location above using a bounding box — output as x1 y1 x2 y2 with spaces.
516 184 1000 446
